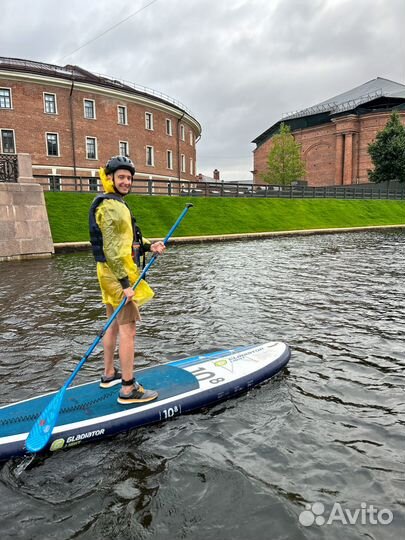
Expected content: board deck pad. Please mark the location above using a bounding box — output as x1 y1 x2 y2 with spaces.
0 365 199 437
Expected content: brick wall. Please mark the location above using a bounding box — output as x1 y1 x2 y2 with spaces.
0 75 199 183
253 111 405 186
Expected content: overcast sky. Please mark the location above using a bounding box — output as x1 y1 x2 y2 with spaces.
1 0 404 180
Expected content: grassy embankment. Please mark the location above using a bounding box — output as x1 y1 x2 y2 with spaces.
44 192 405 244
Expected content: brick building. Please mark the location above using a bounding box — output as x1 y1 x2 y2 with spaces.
252 77 405 186
0 57 201 190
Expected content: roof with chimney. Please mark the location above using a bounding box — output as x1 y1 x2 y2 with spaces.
253 77 405 146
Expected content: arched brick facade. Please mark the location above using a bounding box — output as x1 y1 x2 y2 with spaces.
253 79 405 187
0 58 201 185
253 111 405 186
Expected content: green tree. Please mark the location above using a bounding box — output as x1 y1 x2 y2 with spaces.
261 123 306 185
368 111 405 183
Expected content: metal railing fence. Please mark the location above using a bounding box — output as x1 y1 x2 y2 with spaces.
0 155 18 182
32 175 405 201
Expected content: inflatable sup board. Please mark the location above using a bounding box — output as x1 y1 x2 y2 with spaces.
0 342 290 461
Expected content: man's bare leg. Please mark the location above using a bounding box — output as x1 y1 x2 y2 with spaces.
102 320 119 378
118 321 136 395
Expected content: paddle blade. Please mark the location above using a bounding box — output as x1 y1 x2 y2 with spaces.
25 387 66 453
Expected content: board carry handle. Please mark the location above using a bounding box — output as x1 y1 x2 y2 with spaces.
25 203 194 454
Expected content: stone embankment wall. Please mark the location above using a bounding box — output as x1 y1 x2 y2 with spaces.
0 154 54 261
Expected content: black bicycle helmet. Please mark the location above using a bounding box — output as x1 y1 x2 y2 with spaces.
105 155 136 176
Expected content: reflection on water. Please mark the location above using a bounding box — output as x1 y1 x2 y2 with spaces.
0 230 404 539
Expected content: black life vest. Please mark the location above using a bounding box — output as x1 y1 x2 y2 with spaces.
88 193 146 268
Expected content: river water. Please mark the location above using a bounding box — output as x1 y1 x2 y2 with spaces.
0 230 404 539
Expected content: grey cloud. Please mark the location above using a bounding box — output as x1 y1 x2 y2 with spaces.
1 0 404 180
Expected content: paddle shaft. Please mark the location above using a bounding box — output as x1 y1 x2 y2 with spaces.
26 203 193 453
64 202 193 389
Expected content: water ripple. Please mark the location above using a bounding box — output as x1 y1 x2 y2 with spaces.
0 230 404 539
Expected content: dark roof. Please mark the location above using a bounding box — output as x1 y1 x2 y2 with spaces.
253 77 405 146
0 56 197 121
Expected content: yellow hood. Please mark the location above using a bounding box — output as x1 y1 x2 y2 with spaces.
99 167 115 194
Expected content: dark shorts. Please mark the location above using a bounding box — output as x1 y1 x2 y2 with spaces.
106 301 141 325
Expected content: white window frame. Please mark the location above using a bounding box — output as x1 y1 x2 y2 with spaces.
190 158 194 176
189 131 194 146
166 118 172 136
0 87 12 109
46 132 60 157
43 92 58 114
167 150 173 170
84 99 96 120
119 140 129 157
145 111 154 130
181 154 186 173
146 145 154 166
0 128 16 153
86 136 98 159
117 105 128 125
180 124 185 141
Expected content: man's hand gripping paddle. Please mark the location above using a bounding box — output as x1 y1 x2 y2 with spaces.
25 203 193 454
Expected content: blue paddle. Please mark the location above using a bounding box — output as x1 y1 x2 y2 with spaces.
26 203 193 453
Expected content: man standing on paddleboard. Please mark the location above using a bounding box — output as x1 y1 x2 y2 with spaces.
89 156 165 404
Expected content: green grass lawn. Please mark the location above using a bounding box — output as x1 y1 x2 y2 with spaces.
44 192 405 243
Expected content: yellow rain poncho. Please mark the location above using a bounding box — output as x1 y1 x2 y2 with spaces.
95 168 154 308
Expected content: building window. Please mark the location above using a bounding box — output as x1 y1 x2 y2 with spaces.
190 157 194 176
49 176 61 191
89 177 98 192
0 88 12 109
84 99 96 119
166 118 172 136
119 141 129 157
46 133 59 156
44 93 57 114
145 112 153 130
189 131 194 146
146 145 154 166
1 129 15 153
86 137 97 159
180 124 185 141
167 150 173 170
118 105 127 125
181 154 186 173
